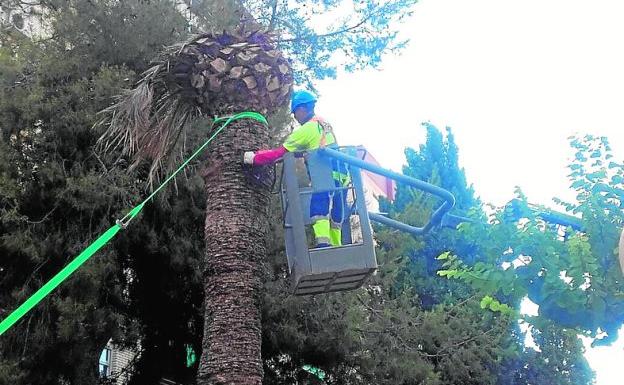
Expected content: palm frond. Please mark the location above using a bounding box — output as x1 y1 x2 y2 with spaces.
96 78 154 157
96 54 200 183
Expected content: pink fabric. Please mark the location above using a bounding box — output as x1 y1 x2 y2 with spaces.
253 146 288 166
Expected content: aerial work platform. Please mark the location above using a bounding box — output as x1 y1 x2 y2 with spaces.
280 146 456 295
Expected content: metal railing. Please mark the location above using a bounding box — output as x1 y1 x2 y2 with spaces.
319 147 456 235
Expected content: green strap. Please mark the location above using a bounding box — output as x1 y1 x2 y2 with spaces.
119 111 267 227
0 111 267 337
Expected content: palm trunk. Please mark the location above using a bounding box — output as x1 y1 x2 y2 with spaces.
198 117 270 385
98 26 292 384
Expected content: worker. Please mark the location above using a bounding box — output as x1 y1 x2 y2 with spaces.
243 90 349 248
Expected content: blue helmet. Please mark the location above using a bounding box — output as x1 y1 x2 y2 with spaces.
291 90 317 113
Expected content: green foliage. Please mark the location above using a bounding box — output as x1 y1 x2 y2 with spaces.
0 0 417 383
496 322 594 385
479 295 516 316
439 133 624 349
373 124 593 384
187 0 417 82
262 122 593 385
0 2 200 384
388 123 478 215
0 2 601 384
262 249 515 385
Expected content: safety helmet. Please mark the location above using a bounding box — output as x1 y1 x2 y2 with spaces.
291 90 317 113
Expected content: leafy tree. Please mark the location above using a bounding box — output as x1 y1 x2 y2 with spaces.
378 124 593 384
495 322 593 385
185 0 417 81
0 2 198 384
438 134 624 347
380 123 482 307
0 0 417 384
1 2 597 384
95 0 417 381
262 123 593 384
391 123 478 214
369 124 520 384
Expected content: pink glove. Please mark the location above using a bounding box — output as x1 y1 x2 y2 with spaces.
252 147 288 166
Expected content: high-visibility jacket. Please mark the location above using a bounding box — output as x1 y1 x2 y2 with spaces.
250 116 335 166
283 116 337 151
283 116 349 185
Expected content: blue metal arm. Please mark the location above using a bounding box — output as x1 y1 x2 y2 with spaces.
507 199 585 232
319 147 456 236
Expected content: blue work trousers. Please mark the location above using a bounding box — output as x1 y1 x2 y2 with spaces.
310 180 348 246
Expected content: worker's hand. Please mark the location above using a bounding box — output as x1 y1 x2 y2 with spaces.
243 151 256 165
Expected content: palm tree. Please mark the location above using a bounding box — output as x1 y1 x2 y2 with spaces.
99 26 293 385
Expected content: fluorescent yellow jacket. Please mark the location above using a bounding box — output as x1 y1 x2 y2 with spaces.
282 116 337 152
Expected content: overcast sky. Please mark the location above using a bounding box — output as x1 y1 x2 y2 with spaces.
317 0 624 208
316 0 624 383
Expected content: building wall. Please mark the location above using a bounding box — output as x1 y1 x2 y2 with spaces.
110 342 137 384
100 340 139 385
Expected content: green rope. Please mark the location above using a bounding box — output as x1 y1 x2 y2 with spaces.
0 111 267 337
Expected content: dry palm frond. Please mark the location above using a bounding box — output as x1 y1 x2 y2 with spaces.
97 79 154 157
97 29 293 185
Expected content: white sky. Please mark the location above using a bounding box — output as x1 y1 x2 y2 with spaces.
316 0 624 383
317 0 624 208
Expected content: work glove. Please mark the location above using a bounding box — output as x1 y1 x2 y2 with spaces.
243 151 256 165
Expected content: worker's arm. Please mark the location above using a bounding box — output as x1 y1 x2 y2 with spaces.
247 147 289 166
243 123 315 165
